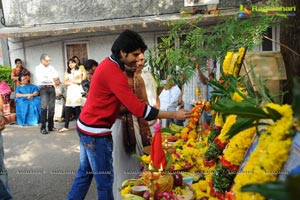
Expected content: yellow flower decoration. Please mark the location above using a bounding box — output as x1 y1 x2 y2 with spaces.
217 114 237 143
232 103 294 199
223 127 256 166
223 51 234 74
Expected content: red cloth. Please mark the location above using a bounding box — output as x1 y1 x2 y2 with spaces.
150 123 167 169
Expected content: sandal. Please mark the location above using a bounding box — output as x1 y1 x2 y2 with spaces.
58 128 69 133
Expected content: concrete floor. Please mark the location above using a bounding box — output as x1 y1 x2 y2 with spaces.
2 121 98 200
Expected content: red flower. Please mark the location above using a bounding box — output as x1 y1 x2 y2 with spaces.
203 123 210 130
221 156 239 172
215 191 226 200
203 158 216 167
214 137 228 150
225 191 235 200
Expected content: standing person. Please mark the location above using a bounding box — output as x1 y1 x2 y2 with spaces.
35 53 59 134
54 77 66 122
67 29 191 200
180 62 208 126
58 58 83 133
0 97 13 200
11 58 31 91
72 56 86 81
159 75 181 128
136 53 160 134
136 53 160 110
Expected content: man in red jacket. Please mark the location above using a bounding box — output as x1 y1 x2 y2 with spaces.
67 29 191 200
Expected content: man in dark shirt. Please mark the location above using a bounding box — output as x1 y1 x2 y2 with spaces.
81 59 98 97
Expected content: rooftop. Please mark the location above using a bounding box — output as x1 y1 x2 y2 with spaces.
0 10 236 38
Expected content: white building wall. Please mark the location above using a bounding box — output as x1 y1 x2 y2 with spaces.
7 31 159 84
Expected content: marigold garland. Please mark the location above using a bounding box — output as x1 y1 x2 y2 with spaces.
210 126 256 196
223 127 256 166
232 103 294 200
217 115 237 144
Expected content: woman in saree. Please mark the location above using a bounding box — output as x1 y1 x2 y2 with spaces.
15 75 41 126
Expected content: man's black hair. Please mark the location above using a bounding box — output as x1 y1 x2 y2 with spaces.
83 59 98 71
15 58 22 64
111 29 147 59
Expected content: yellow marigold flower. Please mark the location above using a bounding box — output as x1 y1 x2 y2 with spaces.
120 185 131 197
192 180 208 191
181 127 189 133
231 91 244 102
223 51 233 74
140 155 150 164
218 114 237 143
214 112 224 127
195 87 200 95
188 130 197 140
223 127 256 165
228 53 239 75
237 47 245 64
232 104 294 199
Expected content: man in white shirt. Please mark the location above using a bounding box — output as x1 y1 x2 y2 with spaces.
35 53 59 134
159 75 181 127
181 63 209 125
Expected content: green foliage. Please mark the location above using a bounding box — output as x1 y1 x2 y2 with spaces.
0 65 13 89
212 163 235 193
241 175 300 200
204 142 222 161
207 126 221 144
211 98 284 138
146 13 282 87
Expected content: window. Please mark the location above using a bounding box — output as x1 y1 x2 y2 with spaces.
254 25 280 52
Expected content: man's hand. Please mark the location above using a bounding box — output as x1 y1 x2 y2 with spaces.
174 109 192 121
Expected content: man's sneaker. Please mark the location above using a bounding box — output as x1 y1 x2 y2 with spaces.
41 129 48 134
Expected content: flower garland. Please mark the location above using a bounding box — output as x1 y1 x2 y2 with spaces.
216 115 237 145
192 173 218 200
222 51 233 75
223 127 256 167
180 102 210 140
222 47 246 77
204 114 236 164
210 126 256 198
232 103 294 200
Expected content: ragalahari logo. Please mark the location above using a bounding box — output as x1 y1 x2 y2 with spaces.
238 4 296 19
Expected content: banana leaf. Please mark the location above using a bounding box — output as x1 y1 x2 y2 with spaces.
225 118 256 139
241 175 300 200
241 182 289 200
161 127 176 135
165 150 173 171
265 107 282 122
212 98 282 121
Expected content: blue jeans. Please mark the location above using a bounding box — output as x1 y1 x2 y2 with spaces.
0 131 13 200
67 130 114 200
